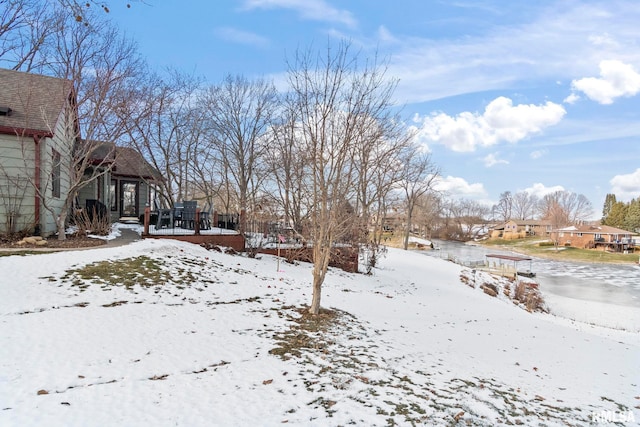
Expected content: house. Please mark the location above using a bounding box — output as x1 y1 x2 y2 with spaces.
491 219 552 239
76 143 162 223
554 224 637 252
0 68 77 236
1 68 162 236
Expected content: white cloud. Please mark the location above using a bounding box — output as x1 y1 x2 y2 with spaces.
214 27 270 47
588 33 619 49
377 25 397 44
529 149 548 159
410 97 566 152
241 0 357 27
610 168 640 201
522 183 565 199
563 93 580 104
386 3 640 103
433 175 488 199
570 60 640 104
483 153 509 167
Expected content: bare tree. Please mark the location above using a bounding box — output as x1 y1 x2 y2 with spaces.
539 190 593 250
353 115 410 254
0 0 64 71
50 16 143 239
4 4 144 239
538 190 593 225
287 41 402 314
398 145 440 250
200 74 278 224
512 191 538 220
450 198 490 241
412 192 442 240
266 93 309 233
121 70 203 207
492 191 513 223
57 0 141 24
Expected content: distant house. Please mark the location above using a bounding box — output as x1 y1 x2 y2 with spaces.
554 224 637 252
0 68 77 236
491 219 552 238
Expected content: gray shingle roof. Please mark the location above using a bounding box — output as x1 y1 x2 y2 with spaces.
0 68 73 135
113 146 162 181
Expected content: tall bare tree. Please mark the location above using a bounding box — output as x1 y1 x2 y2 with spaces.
412 192 442 240
4 3 144 239
266 93 309 233
50 14 143 239
539 190 593 249
287 41 403 314
492 191 513 223
353 115 410 250
538 190 593 225
398 145 440 250
121 70 203 206
200 75 277 224
512 191 538 220
0 0 64 71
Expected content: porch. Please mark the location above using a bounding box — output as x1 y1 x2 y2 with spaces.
591 239 636 253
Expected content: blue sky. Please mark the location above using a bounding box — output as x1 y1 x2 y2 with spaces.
108 0 640 218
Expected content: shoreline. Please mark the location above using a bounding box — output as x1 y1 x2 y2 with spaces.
474 241 639 266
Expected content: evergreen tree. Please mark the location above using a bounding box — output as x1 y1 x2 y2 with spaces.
604 202 628 228
624 198 640 232
601 193 617 224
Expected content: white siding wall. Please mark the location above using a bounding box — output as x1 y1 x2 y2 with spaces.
39 106 74 236
0 134 36 234
0 94 79 236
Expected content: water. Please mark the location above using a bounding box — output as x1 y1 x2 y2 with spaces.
422 239 640 309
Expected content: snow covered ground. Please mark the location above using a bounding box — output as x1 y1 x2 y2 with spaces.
1 227 638 426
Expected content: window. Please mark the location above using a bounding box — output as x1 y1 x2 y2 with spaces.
110 179 117 211
52 150 61 198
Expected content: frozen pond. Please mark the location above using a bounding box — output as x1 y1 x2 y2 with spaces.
421 239 640 310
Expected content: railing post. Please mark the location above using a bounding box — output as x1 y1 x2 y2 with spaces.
195 208 201 235
143 205 150 236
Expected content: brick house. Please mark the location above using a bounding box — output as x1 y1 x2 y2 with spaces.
554 224 637 252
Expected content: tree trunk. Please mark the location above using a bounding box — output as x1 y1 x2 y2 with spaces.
56 210 68 240
309 244 331 315
403 203 413 250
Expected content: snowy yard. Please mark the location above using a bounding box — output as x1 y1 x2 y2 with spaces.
1 232 638 426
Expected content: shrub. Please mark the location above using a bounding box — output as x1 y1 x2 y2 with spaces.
73 208 111 236
525 291 545 312
515 281 526 302
514 281 546 312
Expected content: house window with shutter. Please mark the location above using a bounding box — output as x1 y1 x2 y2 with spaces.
52 150 61 198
